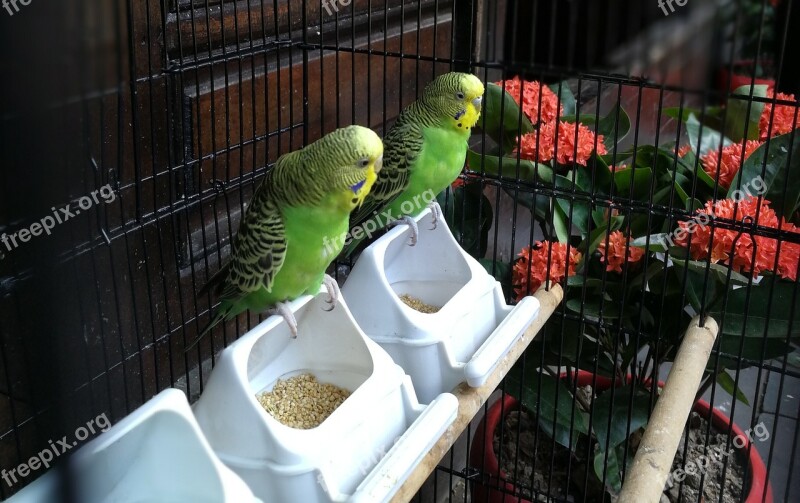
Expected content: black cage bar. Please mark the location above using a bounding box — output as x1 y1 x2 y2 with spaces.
1 0 798 502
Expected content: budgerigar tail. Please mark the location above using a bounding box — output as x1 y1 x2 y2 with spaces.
184 309 227 352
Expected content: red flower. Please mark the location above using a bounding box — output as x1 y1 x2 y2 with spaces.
677 145 692 158
759 91 798 140
496 77 563 124
516 121 608 166
598 231 645 273
776 230 800 281
512 241 582 301
676 196 800 280
700 140 762 189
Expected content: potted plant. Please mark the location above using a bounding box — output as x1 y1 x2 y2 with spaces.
464 77 798 501
470 371 774 503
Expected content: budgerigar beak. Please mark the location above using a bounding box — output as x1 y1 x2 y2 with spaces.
472 96 482 112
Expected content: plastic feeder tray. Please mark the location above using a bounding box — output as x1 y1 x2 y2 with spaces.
191 288 458 503
342 207 541 404
7 388 261 503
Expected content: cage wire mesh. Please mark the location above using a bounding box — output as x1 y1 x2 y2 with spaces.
0 0 799 501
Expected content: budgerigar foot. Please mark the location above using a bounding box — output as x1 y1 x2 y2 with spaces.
322 274 341 312
267 302 299 338
389 215 419 246
428 202 443 230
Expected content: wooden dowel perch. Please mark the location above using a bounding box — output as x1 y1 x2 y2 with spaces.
389 284 564 503
618 315 719 503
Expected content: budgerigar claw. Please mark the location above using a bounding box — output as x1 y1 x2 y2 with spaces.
389 215 419 246
267 302 299 338
428 202 443 230
322 274 341 312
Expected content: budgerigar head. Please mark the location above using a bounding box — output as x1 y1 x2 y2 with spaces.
304 125 383 210
421 72 485 132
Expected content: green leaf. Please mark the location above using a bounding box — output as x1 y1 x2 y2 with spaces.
630 234 669 252
613 166 653 201
716 371 751 406
671 258 722 311
594 447 623 493
553 171 592 237
709 276 800 339
479 83 535 153
566 298 621 318
591 384 651 450
437 184 493 259
563 104 631 151
728 132 800 218
663 107 703 122
505 364 589 450
686 113 733 156
597 104 631 151
686 197 704 213
726 84 768 141
553 204 571 243
548 81 576 116
508 189 550 221
466 149 553 184
581 218 623 256
590 153 616 196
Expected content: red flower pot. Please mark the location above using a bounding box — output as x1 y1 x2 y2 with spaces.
469 370 774 503
716 61 776 93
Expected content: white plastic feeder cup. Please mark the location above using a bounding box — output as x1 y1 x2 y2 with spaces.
7 388 261 503
342 206 541 403
191 287 458 503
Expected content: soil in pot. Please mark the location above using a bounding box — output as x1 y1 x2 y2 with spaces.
493 408 573 502
494 387 748 503
662 411 745 503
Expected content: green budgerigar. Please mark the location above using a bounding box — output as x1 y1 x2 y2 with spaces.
343 72 485 256
187 125 383 350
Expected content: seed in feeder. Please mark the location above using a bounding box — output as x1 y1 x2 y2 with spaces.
256 373 351 429
399 293 441 313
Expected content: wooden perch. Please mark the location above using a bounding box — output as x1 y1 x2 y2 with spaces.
617 315 719 503
389 284 564 503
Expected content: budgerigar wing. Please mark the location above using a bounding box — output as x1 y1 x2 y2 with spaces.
217 180 288 303
349 118 423 227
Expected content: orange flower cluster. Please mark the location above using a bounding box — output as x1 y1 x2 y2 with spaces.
512 241 582 301
495 77 563 125
677 145 692 158
516 121 608 166
700 140 762 189
498 77 607 166
759 90 799 140
598 231 646 273
675 196 800 280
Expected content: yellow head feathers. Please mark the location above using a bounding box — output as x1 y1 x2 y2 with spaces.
421 72 486 132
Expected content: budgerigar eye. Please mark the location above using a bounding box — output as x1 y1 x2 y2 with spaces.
359 158 370 168
456 92 465 100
